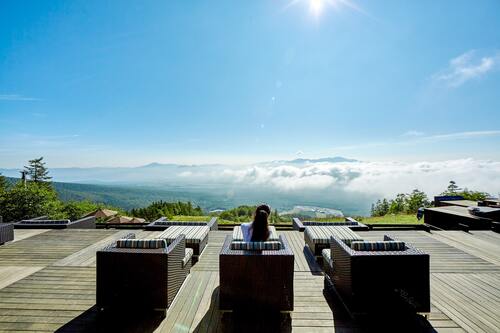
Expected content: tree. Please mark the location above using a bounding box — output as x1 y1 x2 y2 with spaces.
440 181 489 201
0 181 62 222
389 193 407 214
0 173 8 193
406 189 430 213
445 180 460 195
24 157 51 183
459 188 489 201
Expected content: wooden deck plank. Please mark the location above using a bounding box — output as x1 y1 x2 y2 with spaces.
52 230 129 267
12 229 50 243
0 266 44 290
0 228 498 332
0 230 117 267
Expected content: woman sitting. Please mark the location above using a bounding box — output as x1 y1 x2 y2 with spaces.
240 204 271 242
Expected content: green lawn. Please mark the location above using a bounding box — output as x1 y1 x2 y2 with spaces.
172 214 421 225
172 215 235 224
355 214 421 224
305 214 421 225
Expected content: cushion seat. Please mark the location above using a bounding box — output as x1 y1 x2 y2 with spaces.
304 226 363 256
116 238 167 249
158 226 209 244
232 225 279 241
303 221 358 226
183 248 194 267
158 225 210 258
305 226 363 245
230 241 282 250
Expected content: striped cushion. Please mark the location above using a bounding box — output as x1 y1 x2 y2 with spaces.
116 238 167 249
305 226 363 245
154 221 207 226
303 221 358 226
20 219 69 225
183 248 194 267
230 241 282 250
232 226 279 241
350 241 406 251
322 248 332 264
158 226 209 244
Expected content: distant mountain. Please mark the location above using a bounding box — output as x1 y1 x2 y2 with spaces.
3 176 372 215
0 156 359 184
285 157 359 164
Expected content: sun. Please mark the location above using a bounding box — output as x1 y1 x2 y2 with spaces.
285 0 364 19
309 0 325 16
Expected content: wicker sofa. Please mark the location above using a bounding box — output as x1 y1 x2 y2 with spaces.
323 234 430 317
145 217 218 231
14 216 96 229
219 234 294 312
0 223 14 245
293 217 369 232
158 225 210 263
96 233 192 312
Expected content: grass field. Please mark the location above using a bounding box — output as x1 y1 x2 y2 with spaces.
173 214 421 225
357 214 421 224
172 215 235 224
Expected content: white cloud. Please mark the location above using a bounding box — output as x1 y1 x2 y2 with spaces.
212 159 500 199
422 130 500 141
332 130 500 151
0 94 41 101
433 50 500 87
403 130 424 137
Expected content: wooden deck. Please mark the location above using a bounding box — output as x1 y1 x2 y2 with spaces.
0 228 498 332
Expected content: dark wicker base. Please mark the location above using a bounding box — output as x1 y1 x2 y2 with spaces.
219 235 294 312
0 224 14 245
96 234 190 312
324 235 430 317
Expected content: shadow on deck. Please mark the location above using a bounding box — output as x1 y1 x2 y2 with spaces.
55 306 165 333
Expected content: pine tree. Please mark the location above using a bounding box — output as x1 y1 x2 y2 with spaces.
0 173 8 193
446 180 460 195
24 157 51 183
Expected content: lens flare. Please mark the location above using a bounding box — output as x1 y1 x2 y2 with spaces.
309 0 324 16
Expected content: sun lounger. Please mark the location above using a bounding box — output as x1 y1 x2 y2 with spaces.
293 217 368 232
158 225 210 262
304 225 363 257
145 217 218 231
14 216 96 229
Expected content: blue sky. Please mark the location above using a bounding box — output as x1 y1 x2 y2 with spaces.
1 0 500 167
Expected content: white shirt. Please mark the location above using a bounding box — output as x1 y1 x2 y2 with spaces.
240 222 253 242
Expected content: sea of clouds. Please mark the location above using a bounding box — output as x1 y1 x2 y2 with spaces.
180 158 500 199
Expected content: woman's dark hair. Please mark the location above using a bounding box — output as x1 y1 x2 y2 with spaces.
251 204 271 241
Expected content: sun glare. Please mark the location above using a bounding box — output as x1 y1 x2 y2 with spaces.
309 0 325 16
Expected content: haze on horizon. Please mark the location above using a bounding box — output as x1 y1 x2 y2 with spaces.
1 0 500 171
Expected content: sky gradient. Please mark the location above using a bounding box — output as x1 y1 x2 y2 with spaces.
1 0 500 167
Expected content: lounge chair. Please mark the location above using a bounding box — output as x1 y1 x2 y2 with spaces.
292 217 368 232
145 217 218 231
157 225 210 263
0 223 14 245
323 234 430 317
14 216 96 229
219 234 294 312
305 225 364 257
96 233 192 312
